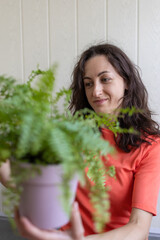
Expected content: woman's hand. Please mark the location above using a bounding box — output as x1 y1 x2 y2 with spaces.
14 202 85 240
0 160 11 187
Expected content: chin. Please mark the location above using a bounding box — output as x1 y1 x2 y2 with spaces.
95 108 114 115
95 110 110 115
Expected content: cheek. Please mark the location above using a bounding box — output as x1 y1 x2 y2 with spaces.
109 83 125 97
104 85 114 96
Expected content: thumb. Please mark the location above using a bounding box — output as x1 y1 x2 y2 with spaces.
71 202 84 240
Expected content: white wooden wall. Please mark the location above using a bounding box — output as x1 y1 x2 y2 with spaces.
0 0 160 232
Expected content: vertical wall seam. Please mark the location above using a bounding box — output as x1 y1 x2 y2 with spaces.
20 0 24 82
75 0 78 56
136 0 139 66
46 0 50 68
106 0 108 41
104 0 106 41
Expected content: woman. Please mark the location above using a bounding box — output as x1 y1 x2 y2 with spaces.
12 43 160 239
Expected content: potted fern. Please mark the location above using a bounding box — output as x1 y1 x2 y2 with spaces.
0 67 119 232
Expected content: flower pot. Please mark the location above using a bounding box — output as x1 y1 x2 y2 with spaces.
19 164 78 230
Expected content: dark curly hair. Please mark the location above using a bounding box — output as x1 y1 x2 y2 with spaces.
69 43 160 152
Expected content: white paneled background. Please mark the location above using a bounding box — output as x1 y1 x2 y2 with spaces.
0 0 160 233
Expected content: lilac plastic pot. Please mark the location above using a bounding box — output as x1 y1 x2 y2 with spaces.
19 164 78 230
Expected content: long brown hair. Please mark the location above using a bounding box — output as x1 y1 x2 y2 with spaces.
69 43 160 152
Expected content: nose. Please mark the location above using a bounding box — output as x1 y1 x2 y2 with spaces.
92 82 103 97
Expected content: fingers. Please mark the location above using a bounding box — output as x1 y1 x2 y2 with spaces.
14 208 72 240
14 207 44 240
14 204 85 240
71 202 84 240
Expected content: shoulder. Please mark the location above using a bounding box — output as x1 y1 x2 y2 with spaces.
142 135 160 155
135 135 160 171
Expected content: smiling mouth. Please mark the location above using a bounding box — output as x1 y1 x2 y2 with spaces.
93 99 108 105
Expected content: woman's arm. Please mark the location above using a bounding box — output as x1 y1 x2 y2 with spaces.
0 160 11 187
14 204 152 240
87 208 152 240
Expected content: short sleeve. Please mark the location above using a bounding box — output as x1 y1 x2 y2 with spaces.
132 138 160 215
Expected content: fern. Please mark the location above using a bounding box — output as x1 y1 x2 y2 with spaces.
0 66 137 232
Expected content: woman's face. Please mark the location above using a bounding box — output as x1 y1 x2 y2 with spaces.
83 55 127 114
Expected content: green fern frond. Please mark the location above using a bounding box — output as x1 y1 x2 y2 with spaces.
0 66 138 233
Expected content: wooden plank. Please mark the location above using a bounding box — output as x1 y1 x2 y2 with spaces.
139 0 160 122
0 0 22 81
22 0 49 81
49 0 76 91
108 0 137 63
0 0 21 212
78 0 106 54
139 1 160 230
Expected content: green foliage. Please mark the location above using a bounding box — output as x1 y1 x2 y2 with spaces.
0 66 135 232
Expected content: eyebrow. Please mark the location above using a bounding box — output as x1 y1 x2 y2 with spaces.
83 71 110 80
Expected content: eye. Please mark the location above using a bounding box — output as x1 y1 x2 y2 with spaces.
101 78 110 83
84 82 93 88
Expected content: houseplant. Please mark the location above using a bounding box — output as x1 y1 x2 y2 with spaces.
0 67 135 232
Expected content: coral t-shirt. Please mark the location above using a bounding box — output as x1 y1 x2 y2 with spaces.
75 128 160 236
